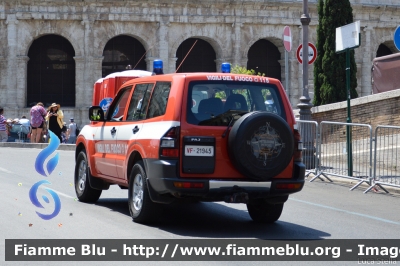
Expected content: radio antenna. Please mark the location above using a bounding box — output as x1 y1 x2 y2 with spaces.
133 46 153 70
175 39 198 73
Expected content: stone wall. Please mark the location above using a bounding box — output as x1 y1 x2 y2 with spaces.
311 89 400 129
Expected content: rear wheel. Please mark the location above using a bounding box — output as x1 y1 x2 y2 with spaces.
246 200 284 223
74 151 102 202
128 161 158 223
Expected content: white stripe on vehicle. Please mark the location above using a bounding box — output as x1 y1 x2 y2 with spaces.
116 121 180 140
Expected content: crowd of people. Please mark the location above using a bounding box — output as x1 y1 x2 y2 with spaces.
0 103 79 144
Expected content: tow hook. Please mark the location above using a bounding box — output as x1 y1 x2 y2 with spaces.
224 192 249 203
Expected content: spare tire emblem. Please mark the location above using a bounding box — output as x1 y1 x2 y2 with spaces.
247 122 284 166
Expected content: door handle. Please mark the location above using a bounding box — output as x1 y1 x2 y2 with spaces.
111 127 116 134
132 126 139 134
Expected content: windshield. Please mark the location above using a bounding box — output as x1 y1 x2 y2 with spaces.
186 80 286 126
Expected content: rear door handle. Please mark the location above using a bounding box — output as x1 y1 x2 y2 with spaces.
111 127 116 134
132 126 139 134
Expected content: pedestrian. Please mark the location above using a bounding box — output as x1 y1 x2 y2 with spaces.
61 122 68 144
45 102 64 143
19 115 30 128
0 107 8 142
66 118 77 144
30 102 47 143
19 115 31 138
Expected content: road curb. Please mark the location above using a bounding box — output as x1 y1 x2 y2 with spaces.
306 173 400 195
0 142 75 151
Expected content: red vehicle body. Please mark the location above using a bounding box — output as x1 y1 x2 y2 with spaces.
75 71 305 224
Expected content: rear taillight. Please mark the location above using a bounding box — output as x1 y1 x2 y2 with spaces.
173 182 204 189
275 183 302 190
293 125 303 162
159 127 180 159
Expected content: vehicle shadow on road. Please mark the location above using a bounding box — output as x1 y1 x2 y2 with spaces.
94 199 330 240
94 198 131 216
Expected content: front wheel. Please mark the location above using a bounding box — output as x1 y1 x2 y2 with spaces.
128 161 158 223
74 151 102 202
246 200 284 223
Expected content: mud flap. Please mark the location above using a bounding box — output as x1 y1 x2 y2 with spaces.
88 167 110 190
146 179 175 204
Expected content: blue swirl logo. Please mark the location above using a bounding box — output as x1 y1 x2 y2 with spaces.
30 130 62 220
35 131 60 177
29 180 61 220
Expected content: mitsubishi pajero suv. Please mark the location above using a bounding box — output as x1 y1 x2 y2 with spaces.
74 63 305 224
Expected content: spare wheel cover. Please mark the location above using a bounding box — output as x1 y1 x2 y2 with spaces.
228 111 294 180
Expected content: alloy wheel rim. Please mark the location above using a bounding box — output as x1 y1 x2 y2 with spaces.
78 159 87 192
132 174 144 211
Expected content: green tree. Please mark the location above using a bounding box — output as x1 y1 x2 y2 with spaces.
216 65 267 100
313 0 358 106
231 65 265 76
312 0 325 106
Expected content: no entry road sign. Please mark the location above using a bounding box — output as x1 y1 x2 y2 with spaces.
283 26 292 52
296 42 317 64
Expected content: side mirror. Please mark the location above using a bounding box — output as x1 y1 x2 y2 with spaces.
89 106 105 122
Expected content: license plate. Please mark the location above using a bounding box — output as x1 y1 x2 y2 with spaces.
185 145 214 156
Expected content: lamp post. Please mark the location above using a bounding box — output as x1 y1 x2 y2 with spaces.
297 0 315 169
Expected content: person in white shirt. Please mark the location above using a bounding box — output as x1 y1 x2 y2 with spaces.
265 94 278 113
66 118 77 144
19 115 31 134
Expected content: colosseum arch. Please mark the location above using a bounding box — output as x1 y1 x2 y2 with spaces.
22 25 81 57
175 37 219 73
93 23 154 59
170 34 225 61
376 43 394 58
245 37 283 80
373 35 397 59
101 35 149 77
27 34 76 107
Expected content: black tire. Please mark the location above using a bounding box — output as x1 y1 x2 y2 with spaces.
247 201 284 223
228 111 294 180
74 151 102 202
128 161 158 223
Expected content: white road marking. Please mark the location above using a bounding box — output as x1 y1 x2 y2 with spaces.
290 197 400 225
0 167 14 174
43 186 75 199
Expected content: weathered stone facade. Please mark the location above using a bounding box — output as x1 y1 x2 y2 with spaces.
0 0 399 125
312 89 400 128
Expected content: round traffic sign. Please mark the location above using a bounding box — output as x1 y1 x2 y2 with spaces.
283 26 292 52
296 43 317 64
99 97 119 117
394 26 400 51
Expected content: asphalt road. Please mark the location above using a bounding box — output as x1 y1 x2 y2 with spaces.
1 147 400 266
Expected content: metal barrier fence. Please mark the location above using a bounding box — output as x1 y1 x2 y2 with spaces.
296 120 319 177
365 125 400 193
18 125 30 142
310 121 373 191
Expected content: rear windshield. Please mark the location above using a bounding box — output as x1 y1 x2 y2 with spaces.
187 80 286 126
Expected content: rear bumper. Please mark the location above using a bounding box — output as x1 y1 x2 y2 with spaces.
144 159 305 201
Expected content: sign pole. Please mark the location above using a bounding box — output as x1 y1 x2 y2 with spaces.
345 48 353 177
336 21 360 178
283 26 292 96
285 50 289 95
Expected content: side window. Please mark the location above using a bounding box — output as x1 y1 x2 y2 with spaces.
249 87 286 119
107 86 132 121
147 82 171 119
127 83 154 121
